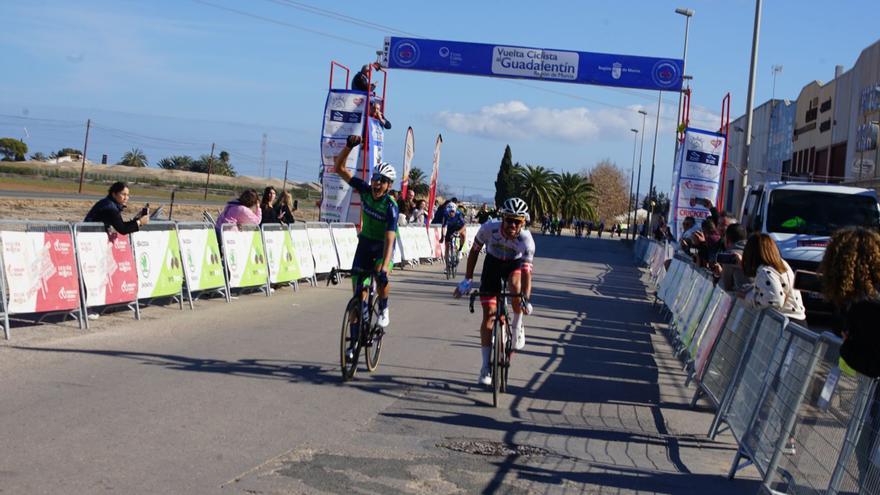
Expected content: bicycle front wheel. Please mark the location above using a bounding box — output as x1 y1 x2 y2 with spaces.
365 300 384 371
492 316 503 407
340 297 361 381
501 322 512 393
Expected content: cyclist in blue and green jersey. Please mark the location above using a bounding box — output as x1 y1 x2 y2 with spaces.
333 135 398 338
442 202 467 257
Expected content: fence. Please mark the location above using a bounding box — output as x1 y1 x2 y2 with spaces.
633 235 880 494
0 217 470 340
0 220 84 338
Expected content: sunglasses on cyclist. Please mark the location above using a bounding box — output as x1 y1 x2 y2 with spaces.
370 176 392 185
503 217 524 226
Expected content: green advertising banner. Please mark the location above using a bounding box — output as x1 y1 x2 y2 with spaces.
133 229 184 299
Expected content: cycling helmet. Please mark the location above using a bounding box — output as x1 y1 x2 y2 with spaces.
446 202 458 213
372 162 397 182
500 197 528 217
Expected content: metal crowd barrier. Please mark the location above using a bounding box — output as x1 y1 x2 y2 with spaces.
632 238 880 494
176 221 230 303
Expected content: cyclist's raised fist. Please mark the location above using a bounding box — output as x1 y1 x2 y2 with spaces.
346 135 363 148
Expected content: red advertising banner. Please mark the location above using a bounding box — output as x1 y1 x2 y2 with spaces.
429 225 444 259
77 231 138 307
106 234 138 305
0 231 80 314
427 134 443 224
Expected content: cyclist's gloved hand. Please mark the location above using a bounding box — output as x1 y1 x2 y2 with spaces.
376 270 389 287
346 135 363 148
454 278 472 298
523 298 533 315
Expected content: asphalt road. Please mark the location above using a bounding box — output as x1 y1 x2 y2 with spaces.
0 234 760 494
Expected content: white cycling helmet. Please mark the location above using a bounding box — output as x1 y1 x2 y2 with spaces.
446 202 458 213
372 162 397 182
500 197 528 217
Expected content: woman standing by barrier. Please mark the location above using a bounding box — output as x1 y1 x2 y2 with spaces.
84 181 149 234
274 191 297 225
820 227 880 489
259 187 278 224
740 233 806 324
215 189 261 236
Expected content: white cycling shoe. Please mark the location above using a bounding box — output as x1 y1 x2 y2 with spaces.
377 308 390 328
478 366 492 386
513 315 526 350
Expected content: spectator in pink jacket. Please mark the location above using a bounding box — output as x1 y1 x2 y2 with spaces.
215 189 261 237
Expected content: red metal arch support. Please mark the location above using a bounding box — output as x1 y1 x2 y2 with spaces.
717 92 732 209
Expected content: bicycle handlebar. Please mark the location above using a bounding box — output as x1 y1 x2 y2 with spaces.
468 290 524 314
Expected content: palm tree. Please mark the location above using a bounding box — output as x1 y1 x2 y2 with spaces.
119 148 148 167
553 172 596 221
515 164 558 219
157 155 194 170
408 167 429 196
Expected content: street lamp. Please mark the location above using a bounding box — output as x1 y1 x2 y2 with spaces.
673 7 694 152
635 110 648 236
627 128 639 239
741 0 763 194
647 91 662 228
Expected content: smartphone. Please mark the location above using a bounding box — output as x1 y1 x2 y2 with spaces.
794 270 823 293
716 252 740 265
137 202 150 219
293 199 299 210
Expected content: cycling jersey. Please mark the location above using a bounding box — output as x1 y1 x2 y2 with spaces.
349 177 398 242
473 220 535 265
444 214 466 241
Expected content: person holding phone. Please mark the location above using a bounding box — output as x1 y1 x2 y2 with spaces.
274 191 297 224
84 181 149 235
710 223 749 291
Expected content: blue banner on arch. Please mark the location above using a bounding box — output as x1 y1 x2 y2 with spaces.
381 37 683 92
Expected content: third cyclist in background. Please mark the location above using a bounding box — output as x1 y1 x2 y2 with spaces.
453 198 535 386
442 202 467 259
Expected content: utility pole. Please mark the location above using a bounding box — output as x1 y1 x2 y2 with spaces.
204 143 215 200
648 92 663 225
282 160 289 193
77 119 91 194
260 133 268 177
635 110 648 236
627 128 639 240
672 8 694 154
742 0 763 194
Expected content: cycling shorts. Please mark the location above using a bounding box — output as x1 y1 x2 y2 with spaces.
351 238 393 287
479 253 524 305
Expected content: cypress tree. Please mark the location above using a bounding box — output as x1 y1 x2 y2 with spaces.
495 145 516 208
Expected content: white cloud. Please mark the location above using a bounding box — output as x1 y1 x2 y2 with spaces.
434 100 722 143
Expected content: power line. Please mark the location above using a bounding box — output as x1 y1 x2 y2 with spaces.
262 0 418 37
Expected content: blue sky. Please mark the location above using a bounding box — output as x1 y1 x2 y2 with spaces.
1 0 878 199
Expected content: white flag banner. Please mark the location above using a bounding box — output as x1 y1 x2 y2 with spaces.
320 90 368 223
669 128 726 239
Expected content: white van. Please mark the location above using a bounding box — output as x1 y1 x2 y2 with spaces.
740 181 880 308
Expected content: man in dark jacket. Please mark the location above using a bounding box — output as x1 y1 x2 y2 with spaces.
352 64 376 93
84 181 148 234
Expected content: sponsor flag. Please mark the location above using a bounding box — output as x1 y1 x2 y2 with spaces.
400 127 414 199
669 127 727 239
427 134 443 224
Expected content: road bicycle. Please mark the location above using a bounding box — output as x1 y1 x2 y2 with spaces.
444 236 461 280
468 279 522 407
328 267 385 380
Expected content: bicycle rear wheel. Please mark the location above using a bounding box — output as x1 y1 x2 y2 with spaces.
492 316 503 407
365 299 384 371
340 298 361 380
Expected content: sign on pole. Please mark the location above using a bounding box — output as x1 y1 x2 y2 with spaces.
320 90 368 223
382 37 683 92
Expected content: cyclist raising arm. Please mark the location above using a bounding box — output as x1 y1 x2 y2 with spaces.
333 135 398 342
454 198 534 386
441 202 467 258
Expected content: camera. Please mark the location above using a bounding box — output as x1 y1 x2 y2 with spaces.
794 270 823 293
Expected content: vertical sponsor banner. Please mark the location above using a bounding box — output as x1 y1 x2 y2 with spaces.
132 230 184 299
669 128 726 239
400 127 414 199
345 118 385 224
0 231 80 313
427 134 443 224
289 227 316 280
178 228 225 292
263 229 301 284
222 230 269 288
320 89 368 223
76 232 138 307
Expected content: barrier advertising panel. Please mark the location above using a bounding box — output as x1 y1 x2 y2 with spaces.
416 227 434 259
330 224 359 270
76 231 138 307
132 229 184 299
305 223 338 274
289 225 316 280
0 231 79 313
177 227 225 292
221 229 269 288
430 226 444 258
398 227 419 262
262 228 301 284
